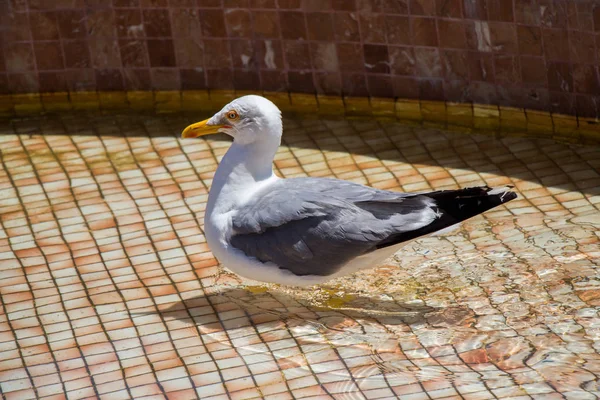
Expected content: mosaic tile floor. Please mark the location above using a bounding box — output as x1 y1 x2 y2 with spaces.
0 113 599 400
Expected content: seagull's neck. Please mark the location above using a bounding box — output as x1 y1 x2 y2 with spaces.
207 139 279 214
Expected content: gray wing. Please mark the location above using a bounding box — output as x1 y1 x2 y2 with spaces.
230 177 438 276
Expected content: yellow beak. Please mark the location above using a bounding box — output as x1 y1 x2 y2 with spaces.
181 118 223 138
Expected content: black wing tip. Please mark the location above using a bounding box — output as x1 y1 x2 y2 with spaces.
500 189 518 203
376 185 518 250
444 185 517 203
431 185 518 220
483 186 518 203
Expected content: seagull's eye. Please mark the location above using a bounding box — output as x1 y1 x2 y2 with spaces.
226 111 239 120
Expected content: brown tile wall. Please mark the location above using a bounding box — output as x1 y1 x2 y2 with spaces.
1 0 599 117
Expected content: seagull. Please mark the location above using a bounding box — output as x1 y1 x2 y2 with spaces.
182 95 516 286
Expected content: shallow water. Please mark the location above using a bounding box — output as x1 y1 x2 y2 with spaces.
206 212 600 398
0 113 599 399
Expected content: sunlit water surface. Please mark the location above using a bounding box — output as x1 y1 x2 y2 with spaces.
205 212 600 398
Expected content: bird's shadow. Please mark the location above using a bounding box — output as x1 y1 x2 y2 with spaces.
144 285 453 334
137 285 484 381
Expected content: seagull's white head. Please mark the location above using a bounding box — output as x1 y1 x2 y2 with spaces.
182 95 282 145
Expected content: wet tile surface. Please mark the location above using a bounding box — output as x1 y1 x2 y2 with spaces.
0 113 599 399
